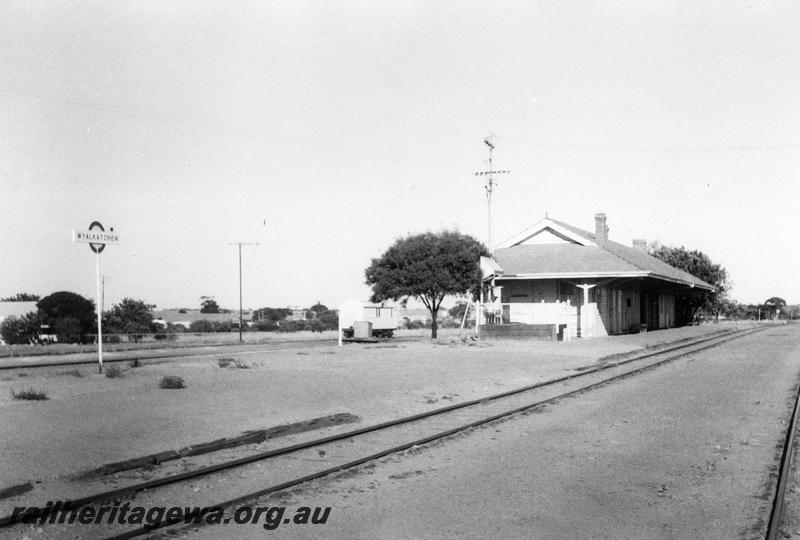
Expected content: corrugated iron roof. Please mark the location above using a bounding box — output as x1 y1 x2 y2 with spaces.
491 217 714 291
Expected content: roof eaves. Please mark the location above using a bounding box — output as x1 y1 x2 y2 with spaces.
494 271 650 280
491 270 714 291
646 272 716 291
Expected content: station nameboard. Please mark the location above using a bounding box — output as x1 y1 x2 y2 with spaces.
72 221 119 254
72 230 120 244
71 219 120 372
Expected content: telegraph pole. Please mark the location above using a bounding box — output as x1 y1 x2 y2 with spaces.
474 136 509 251
229 242 258 343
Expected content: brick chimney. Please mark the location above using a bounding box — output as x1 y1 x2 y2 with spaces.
632 239 647 253
594 213 608 245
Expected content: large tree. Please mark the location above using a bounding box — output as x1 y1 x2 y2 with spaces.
365 230 488 338
104 298 156 335
200 296 220 314
649 243 730 324
36 291 96 343
763 297 787 319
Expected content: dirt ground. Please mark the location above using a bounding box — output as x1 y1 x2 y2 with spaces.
177 323 799 540
0 323 753 504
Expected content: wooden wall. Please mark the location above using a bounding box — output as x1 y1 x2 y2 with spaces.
658 293 675 329
499 280 558 303
496 279 679 335
597 287 641 335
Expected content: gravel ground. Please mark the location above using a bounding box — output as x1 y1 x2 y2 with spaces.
0 323 756 515
169 323 798 540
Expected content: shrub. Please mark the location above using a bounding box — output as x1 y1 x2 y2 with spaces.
404 319 427 330
212 321 233 333
217 358 233 368
189 320 215 333
160 375 185 389
125 322 151 343
11 388 48 400
54 317 83 344
318 310 339 331
252 320 277 332
103 335 122 344
308 320 326 333
104 365 123 378
129 358 140 368
439 317 461 329
1 313 41 345
58 369 83 377
278 320 307 333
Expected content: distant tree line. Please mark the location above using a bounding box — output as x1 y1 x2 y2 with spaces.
250 303 338 333
1 292 40 302
647 244 796 324
0 293 343 345
1 291 97 344
715 297 797 321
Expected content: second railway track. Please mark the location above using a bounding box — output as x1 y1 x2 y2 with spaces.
0 326 767 539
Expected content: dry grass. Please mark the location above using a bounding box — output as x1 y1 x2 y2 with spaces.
1 330 338 359
11 388 49 400
217 358 250 369
159 375 185 389
104 365 123 378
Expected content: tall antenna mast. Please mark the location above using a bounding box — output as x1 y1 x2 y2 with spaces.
474 136 509 251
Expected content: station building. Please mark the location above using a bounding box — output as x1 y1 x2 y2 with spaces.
478 213 714 339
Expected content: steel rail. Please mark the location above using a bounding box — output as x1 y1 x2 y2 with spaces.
0 335 444 371
0 330 741 519
765 367 800 539
0 327 764 536
109 326 765 540
0 340 338 371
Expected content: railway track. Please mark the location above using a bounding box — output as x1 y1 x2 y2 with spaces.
0 326 768 539
765 353 800 540
0 339 339 371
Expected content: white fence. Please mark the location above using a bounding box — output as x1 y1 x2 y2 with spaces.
479 301 577 328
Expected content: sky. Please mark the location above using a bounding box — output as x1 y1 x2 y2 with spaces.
1 1 798 310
